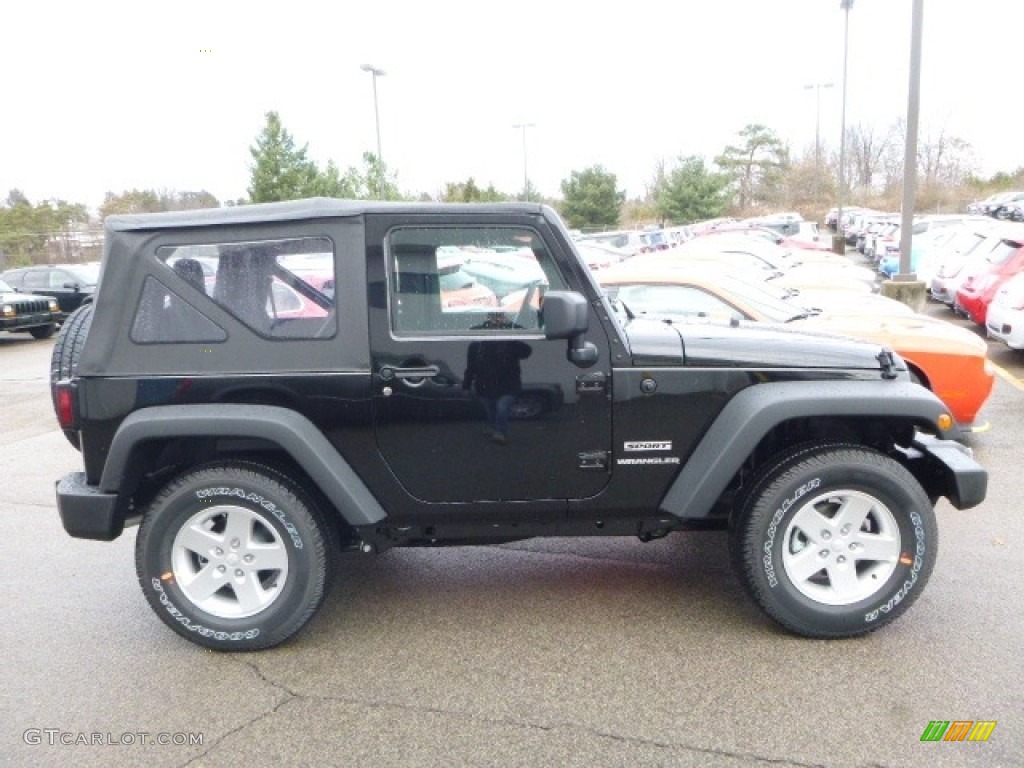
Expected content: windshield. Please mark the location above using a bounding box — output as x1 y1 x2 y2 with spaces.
0 278 13 292
606 272 802 323
988 240 1021 266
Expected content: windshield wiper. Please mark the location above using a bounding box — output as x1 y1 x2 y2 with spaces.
784 309 821 322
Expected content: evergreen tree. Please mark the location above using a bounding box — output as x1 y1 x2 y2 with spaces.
655 156 731 224
558 166 624 229
247 112 319 203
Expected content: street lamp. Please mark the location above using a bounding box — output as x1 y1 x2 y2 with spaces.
360 64 385 197
834 0 854 253
803 82 834 172
512 122 535 201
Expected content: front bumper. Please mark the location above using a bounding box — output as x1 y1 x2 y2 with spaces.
910 434 987 510
56 472 124 541
0 312 57 331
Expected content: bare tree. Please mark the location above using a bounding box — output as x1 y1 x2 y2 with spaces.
918 125 975 187
843 122 897 191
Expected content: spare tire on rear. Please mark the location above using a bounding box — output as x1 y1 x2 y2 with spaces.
50 303 94 449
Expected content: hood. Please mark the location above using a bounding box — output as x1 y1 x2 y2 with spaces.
622 316 895 372
621 317 686 364
796 313 987 357
1 290 53 304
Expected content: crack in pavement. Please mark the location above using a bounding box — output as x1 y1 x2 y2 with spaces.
177 659 298 767
178 662 827 768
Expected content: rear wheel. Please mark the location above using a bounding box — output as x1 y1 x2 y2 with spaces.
730 444 937 638
135 461 337 651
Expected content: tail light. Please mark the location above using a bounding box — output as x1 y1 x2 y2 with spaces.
55 381 76 430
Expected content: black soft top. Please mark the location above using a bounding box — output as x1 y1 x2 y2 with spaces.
105 198 547 232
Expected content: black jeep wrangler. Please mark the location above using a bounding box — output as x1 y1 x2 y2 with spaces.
53 199 986 651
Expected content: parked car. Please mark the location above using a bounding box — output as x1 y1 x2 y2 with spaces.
576 230 652 258
575 242 618 271
459 249 548 298
990 191 1024 220
1003 200 1024 222
598 264 995 428
901 221 998 286
929 224 1024 305
967 191 1014 216
875 216 989 276
52 198 986 650
0 277 62 338
954 236 1024 326
438 263 498 309
644 238 878 293
1 262 100 318
985 270 1024 350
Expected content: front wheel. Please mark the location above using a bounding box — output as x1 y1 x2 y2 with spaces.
730 444 937 638
30 323 57 339
136 461 336 651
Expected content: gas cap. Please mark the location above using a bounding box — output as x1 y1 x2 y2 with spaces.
640 378 657 395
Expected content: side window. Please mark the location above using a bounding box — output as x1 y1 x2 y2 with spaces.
387 227 565 335
24 270 48 291
153 236 336 340
131 276 228 344
50 270 73 289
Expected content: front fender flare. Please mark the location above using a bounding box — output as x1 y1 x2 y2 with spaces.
100 404 387 526
659 380 954 519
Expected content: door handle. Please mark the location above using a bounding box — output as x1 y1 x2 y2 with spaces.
379 365 440 388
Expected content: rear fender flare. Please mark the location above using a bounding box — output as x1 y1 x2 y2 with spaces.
100 404 386 527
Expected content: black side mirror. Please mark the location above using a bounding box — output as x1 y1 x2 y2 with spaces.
540 291 599 368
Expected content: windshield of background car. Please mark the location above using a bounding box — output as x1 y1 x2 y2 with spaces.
610 273 797 323
386 227 565 335
144 237 336 342
987 240 1021 266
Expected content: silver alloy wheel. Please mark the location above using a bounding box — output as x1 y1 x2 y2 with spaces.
781 490 901 606
171 504 290 619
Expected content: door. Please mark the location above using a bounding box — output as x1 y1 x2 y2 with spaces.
366 217 612 505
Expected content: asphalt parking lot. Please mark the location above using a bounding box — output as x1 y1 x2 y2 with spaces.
1 314 1022 768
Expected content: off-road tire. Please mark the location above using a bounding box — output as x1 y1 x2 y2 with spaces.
730 443 937 639
50 303 93 448
29 323 57 340
135 461 337 651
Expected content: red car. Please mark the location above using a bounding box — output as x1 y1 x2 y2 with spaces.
954 238 1024 326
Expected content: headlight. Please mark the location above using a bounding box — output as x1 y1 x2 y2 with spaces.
48 299 59 312
2 304 14 317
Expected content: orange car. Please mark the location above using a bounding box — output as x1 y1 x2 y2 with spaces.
599 264 995 429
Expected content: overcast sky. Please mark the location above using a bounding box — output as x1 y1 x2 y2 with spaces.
3 0 1022 214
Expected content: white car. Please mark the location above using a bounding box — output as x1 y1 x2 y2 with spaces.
930 224 1024 305
985 271 1024 349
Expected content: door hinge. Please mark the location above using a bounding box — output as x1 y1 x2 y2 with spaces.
576 372 607 394
578 450 609 471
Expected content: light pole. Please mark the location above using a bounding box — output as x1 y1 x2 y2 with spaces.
360 64 385 197
512 123 535 201
803 82 834 172
896 0 924 283
834 0 854 253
